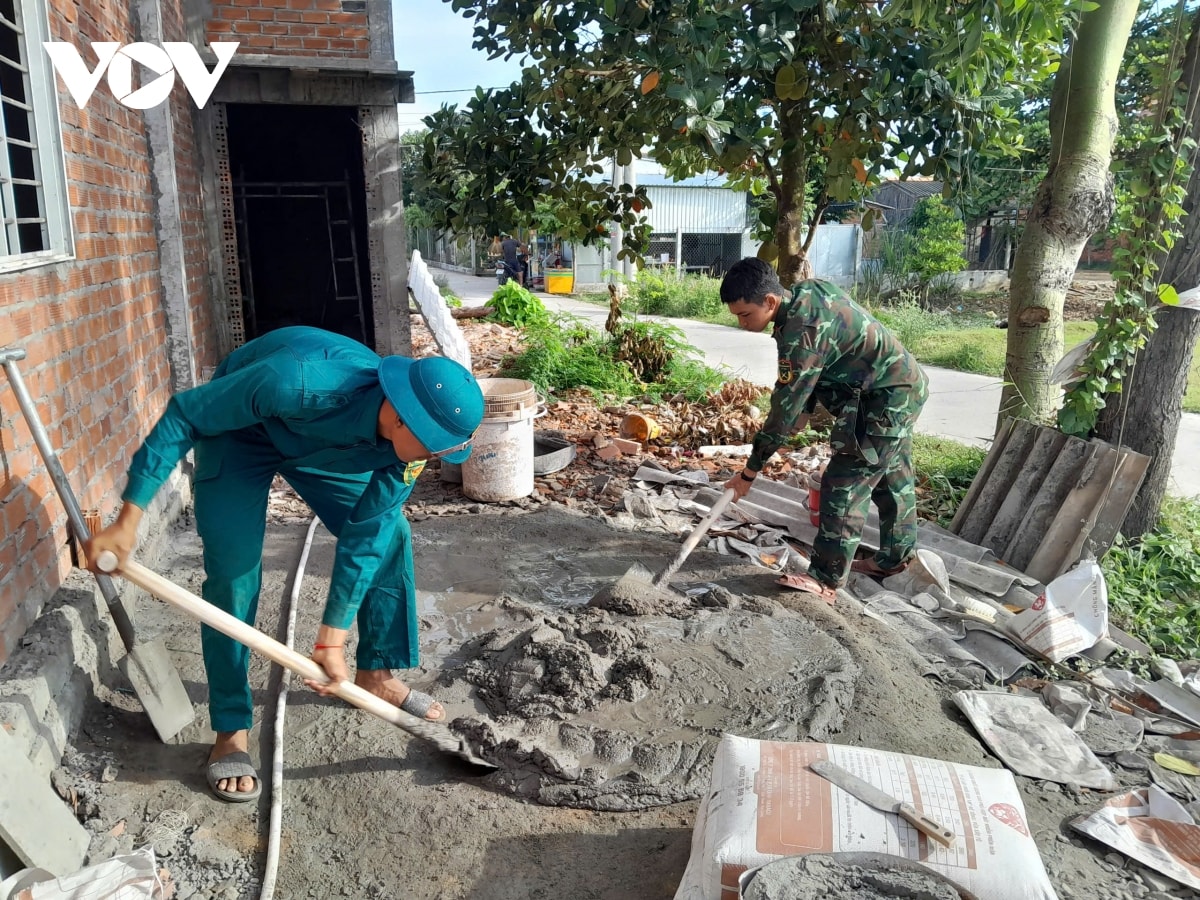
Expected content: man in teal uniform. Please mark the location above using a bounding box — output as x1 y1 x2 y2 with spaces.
85 326 484 801
720 258 928 603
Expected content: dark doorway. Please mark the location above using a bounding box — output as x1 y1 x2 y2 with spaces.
224 104 373 345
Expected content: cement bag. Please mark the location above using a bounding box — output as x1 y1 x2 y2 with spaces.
1010 560 1108 663
2 850 167 900
673 735 1057 900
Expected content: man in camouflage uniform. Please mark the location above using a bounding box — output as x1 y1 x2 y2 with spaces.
721 258 928 602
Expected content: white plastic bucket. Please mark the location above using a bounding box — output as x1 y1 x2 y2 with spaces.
461 378 539 502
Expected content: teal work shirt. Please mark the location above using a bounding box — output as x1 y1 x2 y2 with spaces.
122 327 417 630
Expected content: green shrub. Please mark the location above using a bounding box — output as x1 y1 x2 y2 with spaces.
1103 497 1200 660
502 316 635 396
433 275 463 308
908 197 967 294
499 314 726 402
627 272 728 322
488 282 549 328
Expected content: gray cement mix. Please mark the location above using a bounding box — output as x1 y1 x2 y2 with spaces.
442 593 858 810
47 505 1200 900
741 854 966 900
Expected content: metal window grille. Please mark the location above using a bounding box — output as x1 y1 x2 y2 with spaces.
0 0 69 266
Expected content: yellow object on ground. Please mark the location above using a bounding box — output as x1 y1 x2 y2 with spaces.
545 268 574 294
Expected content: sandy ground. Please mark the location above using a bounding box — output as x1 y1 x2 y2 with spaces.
55 477 1197 900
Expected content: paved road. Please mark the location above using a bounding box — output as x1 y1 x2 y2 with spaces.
436 268 1200 498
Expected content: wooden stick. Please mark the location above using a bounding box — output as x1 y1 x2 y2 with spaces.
96 552 491 766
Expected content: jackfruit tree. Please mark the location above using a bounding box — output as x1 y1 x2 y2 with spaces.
418 0 1072 284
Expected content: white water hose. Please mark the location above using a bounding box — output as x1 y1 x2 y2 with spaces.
260 515 321 900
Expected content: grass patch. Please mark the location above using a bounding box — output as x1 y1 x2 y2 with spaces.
1103 497 1200 660
870 301 1200 413
911 320 1097 376
910 435 987 527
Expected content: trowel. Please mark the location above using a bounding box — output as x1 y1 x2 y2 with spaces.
96 551 496 771
607 487 737 596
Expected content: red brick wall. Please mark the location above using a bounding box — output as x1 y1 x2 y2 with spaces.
207 0 371 57
0 0 219 665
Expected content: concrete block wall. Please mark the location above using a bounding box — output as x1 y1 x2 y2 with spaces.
0 0 220 666
207 0 371 57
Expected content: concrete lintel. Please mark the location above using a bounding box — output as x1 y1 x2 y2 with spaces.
214 67 406 107
0 725 89 876
226 52 401 76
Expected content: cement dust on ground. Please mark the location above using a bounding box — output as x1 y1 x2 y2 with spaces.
57 501 1149 900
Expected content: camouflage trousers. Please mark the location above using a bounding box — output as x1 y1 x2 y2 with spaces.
809 432 918 588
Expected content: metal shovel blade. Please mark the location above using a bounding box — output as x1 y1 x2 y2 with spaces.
1 347 194 743
120 641 196 744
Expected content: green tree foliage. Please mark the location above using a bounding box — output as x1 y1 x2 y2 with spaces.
420 0 1072 283
960 4 1196 241
908 197 968 298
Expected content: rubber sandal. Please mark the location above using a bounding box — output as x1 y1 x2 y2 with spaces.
850 557 911 579
400 688 445 721
775 573 838 606
206 751 261 803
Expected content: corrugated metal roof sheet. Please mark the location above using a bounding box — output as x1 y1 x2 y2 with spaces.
949 418 1150 583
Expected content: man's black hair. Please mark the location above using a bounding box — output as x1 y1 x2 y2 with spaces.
720 257 785 306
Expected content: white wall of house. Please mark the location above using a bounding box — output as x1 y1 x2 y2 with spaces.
741 224 863 287
643 184 747 232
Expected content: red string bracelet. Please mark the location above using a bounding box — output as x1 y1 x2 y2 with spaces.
313 643 343 650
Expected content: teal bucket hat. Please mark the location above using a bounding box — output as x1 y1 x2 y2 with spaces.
378 356 484 464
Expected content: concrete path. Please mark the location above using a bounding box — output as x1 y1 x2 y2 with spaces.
435 268 1200 498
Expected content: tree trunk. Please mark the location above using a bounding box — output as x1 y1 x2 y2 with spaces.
1095 6 1200 537
998 0 1138 428
775 123 810 285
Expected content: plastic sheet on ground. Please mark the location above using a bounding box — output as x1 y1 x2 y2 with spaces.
674 735 1057 900
1072 785 1200 890
859 591 991 682
953 690 1117 790
1 850 167 900
859 591 1035 684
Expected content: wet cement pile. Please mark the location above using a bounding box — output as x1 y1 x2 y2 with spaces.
741 854 965 900
442 592 860 811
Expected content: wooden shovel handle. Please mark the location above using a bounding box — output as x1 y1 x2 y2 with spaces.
95 551 467 755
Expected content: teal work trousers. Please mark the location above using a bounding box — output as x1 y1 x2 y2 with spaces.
193 435 418 733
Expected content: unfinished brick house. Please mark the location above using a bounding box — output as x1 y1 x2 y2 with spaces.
0 0 415 666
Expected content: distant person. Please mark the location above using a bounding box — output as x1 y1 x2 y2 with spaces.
85 327 484 802
500 234 526 285
719 258 928 604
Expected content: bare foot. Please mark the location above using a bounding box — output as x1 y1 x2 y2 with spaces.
209 730 256 795
354 669 445 721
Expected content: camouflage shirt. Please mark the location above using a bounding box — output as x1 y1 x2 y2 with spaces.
748 280 928 471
